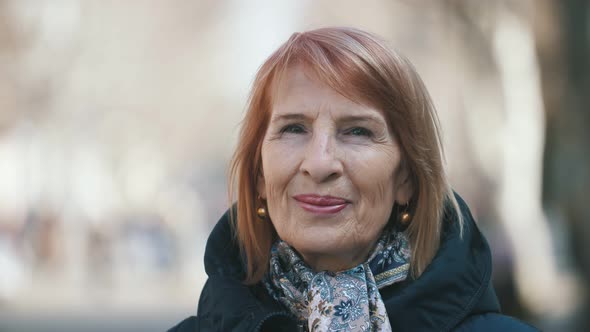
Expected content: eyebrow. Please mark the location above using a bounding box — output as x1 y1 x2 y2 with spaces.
271 113 309 122
338 114 383 124
271 112 384 124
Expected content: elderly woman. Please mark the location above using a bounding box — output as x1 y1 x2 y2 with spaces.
170 27 538 331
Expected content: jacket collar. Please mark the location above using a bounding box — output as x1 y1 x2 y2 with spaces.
199 193 499 331
381 193 500 330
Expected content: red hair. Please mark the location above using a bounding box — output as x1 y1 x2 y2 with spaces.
229 27 462 284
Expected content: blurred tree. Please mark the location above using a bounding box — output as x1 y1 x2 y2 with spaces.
0 1 20 132
438 1 587 331
537 0 590 330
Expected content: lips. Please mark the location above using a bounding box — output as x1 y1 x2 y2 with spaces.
293 194 350 214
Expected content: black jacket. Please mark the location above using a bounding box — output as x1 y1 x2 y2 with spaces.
169 194 538 331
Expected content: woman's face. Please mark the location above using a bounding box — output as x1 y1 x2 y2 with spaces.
258 66 412 272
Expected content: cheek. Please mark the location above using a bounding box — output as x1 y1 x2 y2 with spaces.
348 147 399 202
262 144 298 196
346 148 399 236
261 142 301 235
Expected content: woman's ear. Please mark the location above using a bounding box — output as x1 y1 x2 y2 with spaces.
395 165 414 204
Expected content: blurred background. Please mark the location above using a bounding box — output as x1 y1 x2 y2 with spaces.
0 0 588 331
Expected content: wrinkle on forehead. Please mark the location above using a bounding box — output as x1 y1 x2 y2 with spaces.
271 65 385 122
270 64 375 113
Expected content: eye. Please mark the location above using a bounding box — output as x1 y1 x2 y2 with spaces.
280 124 306 134
346 127 373 137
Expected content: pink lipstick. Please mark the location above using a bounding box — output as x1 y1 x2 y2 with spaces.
293 194 349 215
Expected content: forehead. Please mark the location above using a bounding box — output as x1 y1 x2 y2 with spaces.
271 65 383 118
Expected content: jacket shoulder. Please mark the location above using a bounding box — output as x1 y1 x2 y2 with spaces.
168 316 199 332
454 313 540 331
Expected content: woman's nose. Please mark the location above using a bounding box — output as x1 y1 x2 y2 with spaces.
299 133 343 183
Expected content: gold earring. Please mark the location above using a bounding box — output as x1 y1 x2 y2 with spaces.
399 203 411 225
257 196 267 220
257 206 267 219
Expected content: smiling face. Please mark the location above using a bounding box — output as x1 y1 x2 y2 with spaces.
258 65 413 272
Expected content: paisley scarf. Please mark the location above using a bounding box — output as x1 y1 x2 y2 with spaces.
265 227 411 332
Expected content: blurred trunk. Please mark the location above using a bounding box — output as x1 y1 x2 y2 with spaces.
536 0 590 329
0 1 20 132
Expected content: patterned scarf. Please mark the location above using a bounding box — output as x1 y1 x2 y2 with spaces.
265 227 411 332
